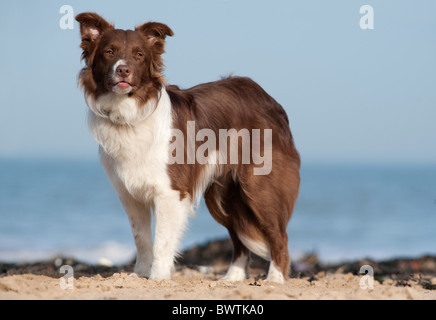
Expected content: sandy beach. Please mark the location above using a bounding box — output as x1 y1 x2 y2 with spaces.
1 269 436 300
1 239 435 300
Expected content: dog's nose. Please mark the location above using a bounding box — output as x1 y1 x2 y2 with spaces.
116 64 131 78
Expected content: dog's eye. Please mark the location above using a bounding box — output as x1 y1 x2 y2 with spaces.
137 52 143 57
106 49 114 55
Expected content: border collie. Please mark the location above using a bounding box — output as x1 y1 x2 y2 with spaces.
76 12 300 283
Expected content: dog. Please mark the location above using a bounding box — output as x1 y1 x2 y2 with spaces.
76 12 300 283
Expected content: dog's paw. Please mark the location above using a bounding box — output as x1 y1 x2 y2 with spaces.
265 262 285 284
149 274 172 281
133 262 151 278
220 268 246 282
149 269 172 281
264 275 285 284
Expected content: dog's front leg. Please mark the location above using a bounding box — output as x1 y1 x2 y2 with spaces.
149 192 191 280
100 153 153 277
120 196 153 278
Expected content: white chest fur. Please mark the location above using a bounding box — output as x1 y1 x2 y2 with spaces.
86 88 174 202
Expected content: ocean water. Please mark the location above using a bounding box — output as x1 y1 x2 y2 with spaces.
0 158 435 265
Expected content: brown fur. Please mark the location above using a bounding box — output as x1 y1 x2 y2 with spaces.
167 78 300 277
76 12 172 106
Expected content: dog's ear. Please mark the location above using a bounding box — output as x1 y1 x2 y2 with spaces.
135 22 174 55
75 12 114 64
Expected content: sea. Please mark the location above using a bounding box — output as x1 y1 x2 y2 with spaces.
0 158 435 266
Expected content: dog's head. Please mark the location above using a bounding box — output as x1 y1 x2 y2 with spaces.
76 12 173 101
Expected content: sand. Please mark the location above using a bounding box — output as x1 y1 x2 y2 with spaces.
1 239 435 300
1 268 436 300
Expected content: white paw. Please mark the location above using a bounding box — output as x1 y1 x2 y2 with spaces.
265 262 285 284
149 273 172 281
265 273 285 284
220 266 247 282
149 266 172 281
133 263 151 278
220 254 249 282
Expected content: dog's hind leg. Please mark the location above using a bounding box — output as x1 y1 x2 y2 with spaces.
205 181 251 281
220 227 250 281
237 160 300 284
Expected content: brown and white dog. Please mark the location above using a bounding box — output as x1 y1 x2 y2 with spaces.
76 12 300 283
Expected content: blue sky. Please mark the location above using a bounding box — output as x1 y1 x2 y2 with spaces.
0 0 435 164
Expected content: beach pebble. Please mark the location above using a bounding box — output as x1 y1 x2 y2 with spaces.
54 258 63 268
97 258 113 267
197 266 214 274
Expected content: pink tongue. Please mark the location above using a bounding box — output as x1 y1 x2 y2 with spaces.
117 82 131 88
